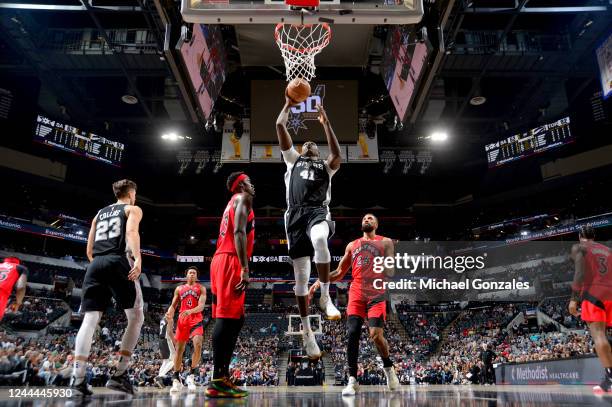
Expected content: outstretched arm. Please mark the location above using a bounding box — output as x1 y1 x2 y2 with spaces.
317 104 341 171
276 93 295 151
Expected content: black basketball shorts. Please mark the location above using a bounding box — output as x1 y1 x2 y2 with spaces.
284 206 335 260
81 254 143 312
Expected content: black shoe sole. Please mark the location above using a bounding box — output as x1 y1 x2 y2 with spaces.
106 382 134 395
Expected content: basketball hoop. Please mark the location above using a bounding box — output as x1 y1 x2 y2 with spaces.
275 23 331 82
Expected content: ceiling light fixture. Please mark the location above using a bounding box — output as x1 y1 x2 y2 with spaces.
121 94 138 105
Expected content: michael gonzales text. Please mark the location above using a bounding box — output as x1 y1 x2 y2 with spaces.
373 278 530 290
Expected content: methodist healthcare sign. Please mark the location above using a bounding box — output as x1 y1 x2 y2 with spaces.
495 356 600 385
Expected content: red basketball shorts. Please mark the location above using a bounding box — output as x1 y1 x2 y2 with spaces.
347 290 386 322
210 253 245 319
174 316 204 342
581 299 612 326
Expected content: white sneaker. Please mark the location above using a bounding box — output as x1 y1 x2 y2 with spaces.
186 374 197 392
302 330 322 359
384 366 400 391
342 376 359 396
319 295 341 320
170 378 183 393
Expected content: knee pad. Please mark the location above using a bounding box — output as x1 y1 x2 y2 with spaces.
83 310 102 326
310 222 331 264
292 257 311 296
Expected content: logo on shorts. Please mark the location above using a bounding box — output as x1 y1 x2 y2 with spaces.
287 85 326 136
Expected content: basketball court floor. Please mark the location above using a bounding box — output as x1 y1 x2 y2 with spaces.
0 385 611 406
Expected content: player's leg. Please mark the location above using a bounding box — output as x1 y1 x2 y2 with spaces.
71 257 109 397
171 340 186 393
342 315 363 396
72 310 102 396
105 305 144 394
292 256 322 358
591 319 612 393
286 208 322 358
309 221 340 320
106 260 144 395
156 326 176 387
207 254 247 398
186 332 203 391
368 301 398 390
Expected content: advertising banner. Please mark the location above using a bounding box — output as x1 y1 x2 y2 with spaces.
495 357 600 385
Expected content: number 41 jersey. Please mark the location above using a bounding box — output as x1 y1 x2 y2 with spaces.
285 155 334 207
93 203 128 257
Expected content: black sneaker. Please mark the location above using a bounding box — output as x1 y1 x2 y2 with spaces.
593 377 612 395
71 378 93 397
106 372 135 395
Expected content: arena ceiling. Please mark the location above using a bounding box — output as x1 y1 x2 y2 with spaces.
0 0 611 210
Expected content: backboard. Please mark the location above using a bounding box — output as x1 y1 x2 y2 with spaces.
286 314 324 335
181 0 423 25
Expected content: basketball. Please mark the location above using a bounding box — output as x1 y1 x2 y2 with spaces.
286 78 311 103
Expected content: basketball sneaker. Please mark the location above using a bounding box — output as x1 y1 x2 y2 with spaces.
593 377 612 395
342 376 359 396
70 378 93 397
186 374 197 392
170 378 183 393
106 372 134 395
302 330 322 359
319 295 341 320
384 366 400 391
206 377 248 398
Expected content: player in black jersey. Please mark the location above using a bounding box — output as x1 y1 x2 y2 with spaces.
70 179 144 397
276 92 342 359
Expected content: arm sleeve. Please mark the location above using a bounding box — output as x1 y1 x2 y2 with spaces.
281 147 300 165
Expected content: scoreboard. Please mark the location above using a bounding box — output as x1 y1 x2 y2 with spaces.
485 117 573 168
34 114 124 167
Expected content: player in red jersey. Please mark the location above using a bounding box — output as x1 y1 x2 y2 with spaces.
165 266 206 393
310 214 398 395
206 172 255 399
0 257 28 321
569 225 612 394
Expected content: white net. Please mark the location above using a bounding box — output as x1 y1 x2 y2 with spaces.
275 23 331 82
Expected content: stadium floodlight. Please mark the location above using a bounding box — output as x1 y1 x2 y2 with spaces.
162 133 191 141
431 131 448 142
